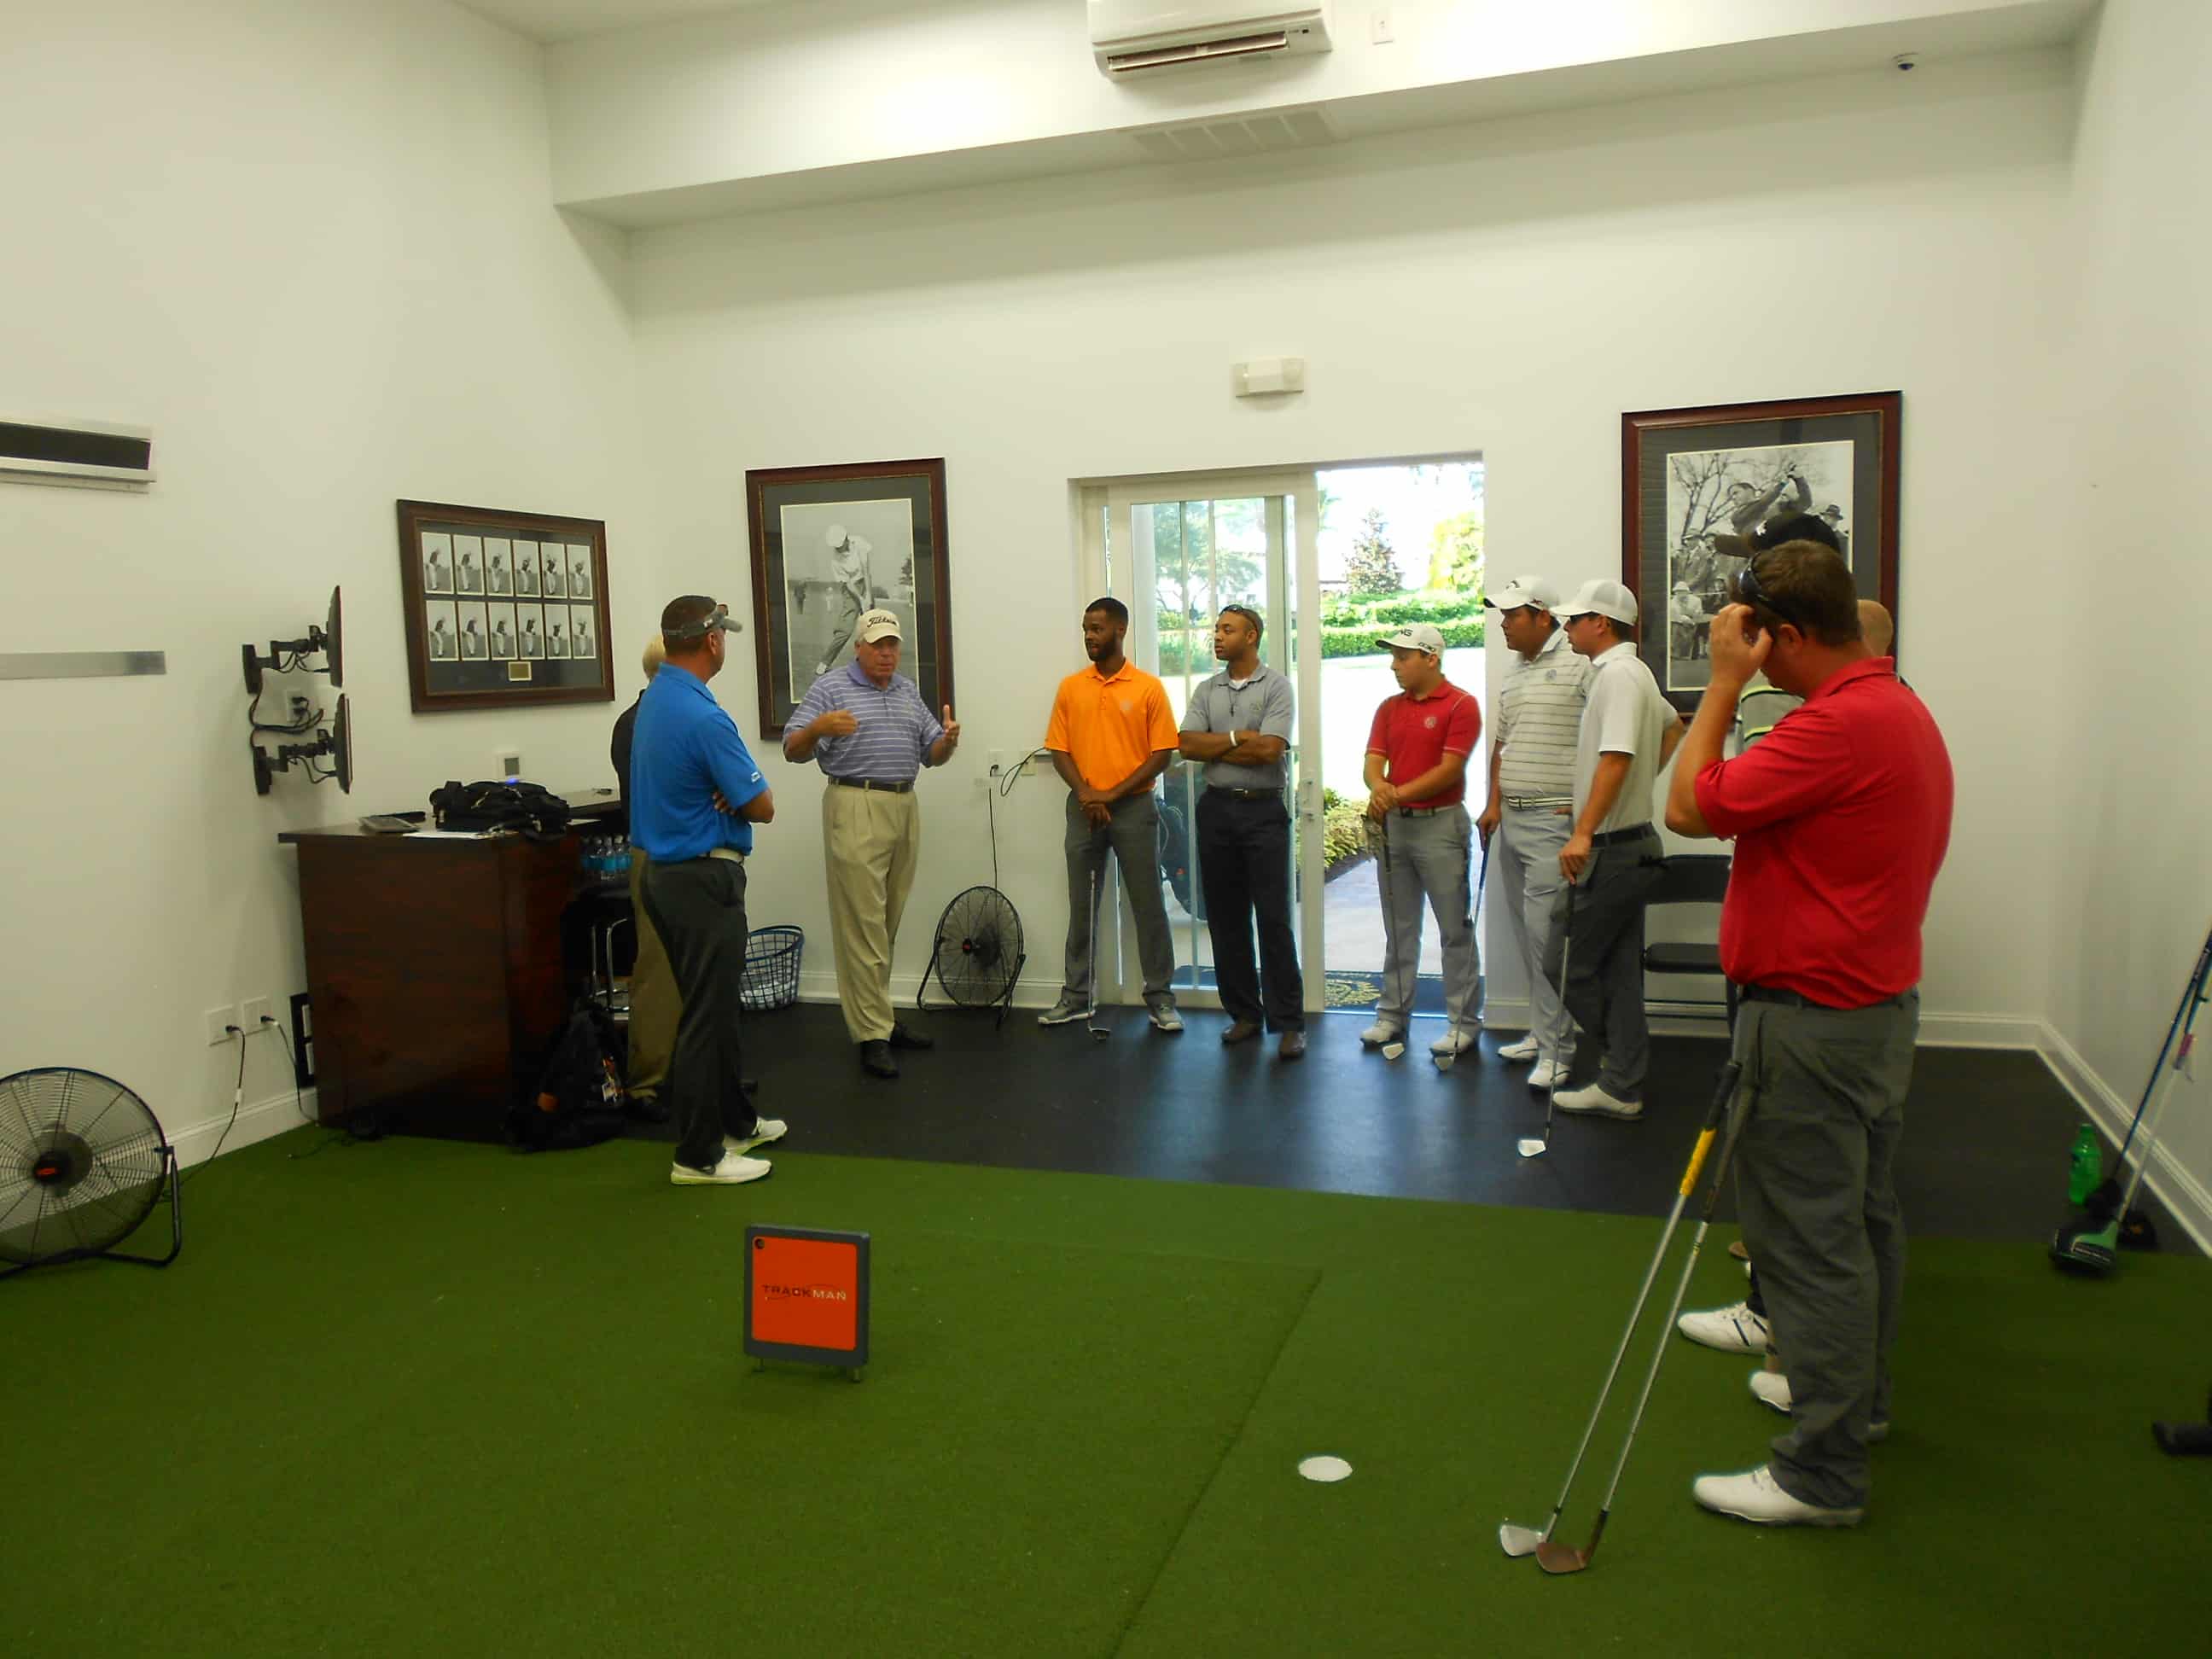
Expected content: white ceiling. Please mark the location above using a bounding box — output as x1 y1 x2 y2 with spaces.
457 0 889 44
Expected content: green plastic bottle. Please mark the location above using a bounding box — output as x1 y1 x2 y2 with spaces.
2068 1124 2103 1207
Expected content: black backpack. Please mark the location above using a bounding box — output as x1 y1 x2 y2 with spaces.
430 778 571 841
509 1004 630 1153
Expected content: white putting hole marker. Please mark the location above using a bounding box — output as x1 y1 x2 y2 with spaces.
1298 1454 1353 1483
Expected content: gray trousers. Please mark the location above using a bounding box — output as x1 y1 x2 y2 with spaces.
1732 989 1918 1511
1541 825 1662 1100
1061 793 1176 1004
1494 804 1571 1053
1377 805 1478 1031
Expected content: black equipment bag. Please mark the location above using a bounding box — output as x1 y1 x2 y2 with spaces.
509 1004 630 1153
430 778 571 841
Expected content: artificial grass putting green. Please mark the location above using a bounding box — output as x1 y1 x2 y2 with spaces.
9 1129 2205 1656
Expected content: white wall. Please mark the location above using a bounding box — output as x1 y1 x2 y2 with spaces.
626 49 2077 1032
0 0 653 1158
2044 0 2212 1238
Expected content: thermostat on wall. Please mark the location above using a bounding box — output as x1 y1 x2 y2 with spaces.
1233 358 1307 397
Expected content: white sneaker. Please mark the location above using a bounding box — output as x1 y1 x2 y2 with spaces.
1678 1301 1772 1354
1147 1001 1184 1033
1528 1057 1571 1091
1496 1035 1542 1063
1747 1371 1890 1441
670 1150 772 1186
1429 1027 1476 1057
1691 1464 1862 1528
1359 1020 1405 1047
1553 1082 1643 1120
725 1115 787 1155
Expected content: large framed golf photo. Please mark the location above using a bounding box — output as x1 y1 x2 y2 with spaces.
1622 391 1901 716
744 457 954 740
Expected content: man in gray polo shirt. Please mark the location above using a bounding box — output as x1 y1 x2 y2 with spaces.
1178 604 1304 1060
786 607 960 1080
1545 579 1682 1121
1477 576 1589 1091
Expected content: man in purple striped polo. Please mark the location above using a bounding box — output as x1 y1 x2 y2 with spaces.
785 608 961 1079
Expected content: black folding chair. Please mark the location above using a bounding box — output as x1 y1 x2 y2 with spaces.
1640 854 1737 1027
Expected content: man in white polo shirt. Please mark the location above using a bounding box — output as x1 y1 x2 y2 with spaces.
1477 576 1590 1091
785 608 960 1080
1545 579 1683 1121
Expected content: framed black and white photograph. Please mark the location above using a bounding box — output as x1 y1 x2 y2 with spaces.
422 533 453 595
425 599 458 661
745 457 952 738
398 501 612 713
1623 392 1901 713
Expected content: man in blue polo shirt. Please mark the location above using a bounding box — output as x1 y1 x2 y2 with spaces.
786 608 960 1080
631 595 785 1186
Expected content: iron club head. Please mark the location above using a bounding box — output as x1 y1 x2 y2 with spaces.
1498 1522 1544 1558
1534 1540 1592 1575
1515 1135 1549 1160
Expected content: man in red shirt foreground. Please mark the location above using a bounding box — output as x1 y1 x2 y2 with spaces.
1664 542 1953 1528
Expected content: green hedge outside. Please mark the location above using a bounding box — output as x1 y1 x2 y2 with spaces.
1157 616 1483 674
1318 592 1484 627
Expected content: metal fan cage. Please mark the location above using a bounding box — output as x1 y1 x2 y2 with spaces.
1 1068 181 1279
919 885 1026 1027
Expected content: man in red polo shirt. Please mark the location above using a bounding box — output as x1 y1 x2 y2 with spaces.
1664 540 1953 1529
1362 623 1482 1057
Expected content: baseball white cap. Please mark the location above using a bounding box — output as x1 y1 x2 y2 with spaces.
855 608 903 644
826 523 847 547
1377 622 1447 655
1554 579 1640 626
1483 575 1562 612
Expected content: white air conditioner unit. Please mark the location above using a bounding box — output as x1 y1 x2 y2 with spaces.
1090 2 1333 77
0 414 154 490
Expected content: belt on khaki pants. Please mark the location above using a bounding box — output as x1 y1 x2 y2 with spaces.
707 847 746 864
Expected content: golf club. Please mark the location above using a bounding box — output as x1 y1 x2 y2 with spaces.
1534 1060 1750 1576
1085 864 1109 1042
1437 838 1492 1074
1365 812 1400 1051
1516 880 1579 1160
2052 934 2208 1272
1500 1059 1742 1560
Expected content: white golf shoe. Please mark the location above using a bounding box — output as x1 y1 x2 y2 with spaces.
1553 1082 1642 1120
1677 1301 1772 1353
1746 1371 1889 1441
1691 1464 1862 1528
1429 1027 1477 1057
1496 1034 1542 1063
670 1150 772 1186
1359 1020 1404 1047
1528 1057 1571 1090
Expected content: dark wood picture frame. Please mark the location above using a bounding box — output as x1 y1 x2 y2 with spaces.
1622 391 1901 714
745 457 953 739
397 498 613 714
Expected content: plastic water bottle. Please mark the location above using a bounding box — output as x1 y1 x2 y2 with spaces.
2068 1123 2103 1207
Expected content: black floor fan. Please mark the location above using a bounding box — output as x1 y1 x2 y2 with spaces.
1 1068 183 1282
918 886 1025 1027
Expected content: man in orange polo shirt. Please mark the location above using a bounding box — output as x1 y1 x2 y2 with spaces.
1039 597 1185 1033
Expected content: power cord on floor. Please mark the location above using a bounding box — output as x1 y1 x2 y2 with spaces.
186 1027 249 1182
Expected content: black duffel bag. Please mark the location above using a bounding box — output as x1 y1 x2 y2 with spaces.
429 778 570 841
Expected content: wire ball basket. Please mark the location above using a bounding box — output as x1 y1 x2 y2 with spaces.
741 926 804 1013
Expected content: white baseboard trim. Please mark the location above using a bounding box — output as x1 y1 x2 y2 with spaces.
169 1087 317 1169
2035 1022 2212 1259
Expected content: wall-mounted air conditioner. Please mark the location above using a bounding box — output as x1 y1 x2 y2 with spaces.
0 415 154 490
1090 2 1333 78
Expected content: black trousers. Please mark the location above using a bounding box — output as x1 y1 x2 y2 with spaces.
640 855 759 1172
1196 791 1304 1032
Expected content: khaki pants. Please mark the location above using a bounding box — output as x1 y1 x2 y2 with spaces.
625 851 678 1097
824 783 922 1043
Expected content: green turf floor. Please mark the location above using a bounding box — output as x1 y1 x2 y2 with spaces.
9 1130 2205 1656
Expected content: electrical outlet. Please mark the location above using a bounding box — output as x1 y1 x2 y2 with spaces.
988 748 1006 776
204 1006 239 1046
498 748 522 780
1371 7 1394 44
242 995 274 1034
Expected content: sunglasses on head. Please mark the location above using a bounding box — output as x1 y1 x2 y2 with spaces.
667 604 736 640
1219 604 1262 626
1734 556 1802 632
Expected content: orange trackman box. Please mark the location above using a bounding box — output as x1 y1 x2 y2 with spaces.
744 1225 870 1374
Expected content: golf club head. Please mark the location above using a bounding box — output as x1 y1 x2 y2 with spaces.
1434 1053 1455 1072
1382 1042 1406 1062
1498 1522 1544 1557
1516 1136 1549 1160
1534 1540 1592 1576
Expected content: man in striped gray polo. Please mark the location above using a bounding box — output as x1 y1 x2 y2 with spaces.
1476 576 1589 1091
785 608 960 1080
